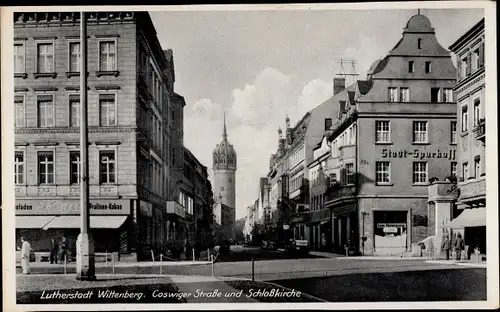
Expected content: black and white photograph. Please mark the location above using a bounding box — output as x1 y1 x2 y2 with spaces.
1 2 498 310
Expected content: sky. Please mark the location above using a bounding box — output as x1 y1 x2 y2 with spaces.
150 7 484 219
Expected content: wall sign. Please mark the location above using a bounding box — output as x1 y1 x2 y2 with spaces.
15 199 130 215
381 149 456 160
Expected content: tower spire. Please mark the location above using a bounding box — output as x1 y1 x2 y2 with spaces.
417 8 420 15
223 111 227 140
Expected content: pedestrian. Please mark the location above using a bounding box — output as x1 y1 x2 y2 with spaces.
50 237 58 264
454 233 465 261
59 236 68 263
441 233 451 260
321 233 327 252
20 237 33 275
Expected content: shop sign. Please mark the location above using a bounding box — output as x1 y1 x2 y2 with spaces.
383 227 398 233
381 149 456 161
376 223 406 228
15 199 130 215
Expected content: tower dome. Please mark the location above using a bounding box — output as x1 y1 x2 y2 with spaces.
213 112 237 170
404 13 434 33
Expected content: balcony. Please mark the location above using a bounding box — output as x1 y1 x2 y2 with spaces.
472 119 485 142
166 201 186 218
458 178 486 204
428 181 459 202
325 184 357 206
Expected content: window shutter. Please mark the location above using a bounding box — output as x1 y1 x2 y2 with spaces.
479 41 485 68
466 52 472 76
456 58 462 80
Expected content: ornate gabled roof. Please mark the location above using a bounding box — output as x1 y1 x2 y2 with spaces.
404 13 434 34
213 112 237 170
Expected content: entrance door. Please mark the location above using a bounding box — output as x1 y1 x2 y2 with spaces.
374 211 408 256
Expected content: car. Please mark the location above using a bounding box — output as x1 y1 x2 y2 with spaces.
219 239 231 254
286 239 309 255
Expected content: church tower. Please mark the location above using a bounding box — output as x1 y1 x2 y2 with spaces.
213 113 237 238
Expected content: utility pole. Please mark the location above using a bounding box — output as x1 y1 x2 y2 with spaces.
76 11 95 281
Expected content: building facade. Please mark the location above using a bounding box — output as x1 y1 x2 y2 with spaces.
325 13 457 256
13 11 179 261
445 18 486 257
212 116 237 239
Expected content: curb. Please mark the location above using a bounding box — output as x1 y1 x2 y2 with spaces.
334 256 432 260
15 260 213 269
425 260 487 268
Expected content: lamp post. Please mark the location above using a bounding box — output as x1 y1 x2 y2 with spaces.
76 11 95 281
361 211 368 256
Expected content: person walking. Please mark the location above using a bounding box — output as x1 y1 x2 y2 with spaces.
59 237 68 263
50 237 58 264
454 233 465 261
441 233 451 260
20 237 33 275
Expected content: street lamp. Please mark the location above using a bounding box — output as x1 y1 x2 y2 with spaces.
76 11 96 281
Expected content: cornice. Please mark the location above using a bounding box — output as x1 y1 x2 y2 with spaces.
15 127 137 135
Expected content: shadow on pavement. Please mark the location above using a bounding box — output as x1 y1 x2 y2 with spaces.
270 268 487 302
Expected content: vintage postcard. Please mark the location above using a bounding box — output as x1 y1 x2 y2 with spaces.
1 2 498 311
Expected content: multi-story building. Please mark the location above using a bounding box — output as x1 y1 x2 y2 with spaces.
267 92 340 247
212 116 237 239
13 11 178 261
444 18 486 256
324 13 457 256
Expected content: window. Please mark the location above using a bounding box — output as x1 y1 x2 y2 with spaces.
412 162 427 184
400 88 410 102
38 152 54 184
431 88 440 103
450 121 457 144
346 163 355 185
388 88 398 102
375 121 390 143
451 162 457 177
462 162 468 180
99 41 116 71
474 158 480 178
443 88 453 103
413 121 428 143
15 152 24 184
472 48 480 71
69 42 80 72
36 43 54 73
329 173 337 185
70 151 80 184
461 105 468 132
461 56 468 78
69 94 80 127
418 38 422 49
425 61 431 73
408 61 415 73
100 151 116 184
99 94 116 126
37 95 54 127
14 43 25 73
15 95 25 128
376 161 390 184
324 118 332 131
473 98 481 127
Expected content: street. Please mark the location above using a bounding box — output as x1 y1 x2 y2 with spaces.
16 246 487 302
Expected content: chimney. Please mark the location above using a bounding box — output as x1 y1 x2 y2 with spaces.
333 77 345 95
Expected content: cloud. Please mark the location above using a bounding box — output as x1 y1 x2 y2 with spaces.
184 67 333 219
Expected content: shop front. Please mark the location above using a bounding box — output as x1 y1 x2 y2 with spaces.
15 199 132 258
308 208 331 252
372 210 409 256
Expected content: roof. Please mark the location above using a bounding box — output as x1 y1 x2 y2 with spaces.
403 14 434 33
449 18 485 52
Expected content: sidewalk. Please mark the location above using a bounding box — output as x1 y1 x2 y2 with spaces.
15 260 212 269
425 259 487 268
310 250 431 260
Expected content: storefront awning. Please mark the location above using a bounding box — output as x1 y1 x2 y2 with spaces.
16 216 55 229
442 208 486 229
43 215 128 230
